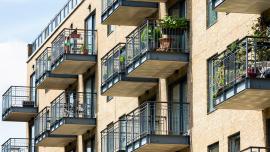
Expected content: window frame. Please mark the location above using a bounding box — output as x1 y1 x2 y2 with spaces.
228 132 240 152
107 25 115 36
206 0 218 28
207 54 218 113
208 142 219 152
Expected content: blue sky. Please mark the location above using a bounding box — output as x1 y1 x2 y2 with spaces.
0 0 67 145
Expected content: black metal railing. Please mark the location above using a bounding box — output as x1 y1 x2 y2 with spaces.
211 36 270 101
102 0 118 14
1 138 35 152
34 107 51 139
51 28 97 66
241 146 270 152
126 19 189 66
2 86 36 115
101 43 127 85
50 92 96 126
101 119 127 152
126 102 189 146
36 48 52 81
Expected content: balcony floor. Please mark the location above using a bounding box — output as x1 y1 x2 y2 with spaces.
127 51 189 78
215 78 270 110
50 118 96 135
35 131 76 147
101 74 158 97
2 107 38 122
214 0 270 14
51 54 96 75
36 72 77 90
127 135 189 152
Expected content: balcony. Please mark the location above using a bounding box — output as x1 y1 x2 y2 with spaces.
34 107 76 147
211 36 270 110
126 102 190 152
126 19 189 78
241 147 270 152
51 29 97 75
2 86 38 122
101 120 127 152
101 0 158 26
1 138 35 152
212 0 270 14
101 43 158 97
50 92 96 135
36 48 77 90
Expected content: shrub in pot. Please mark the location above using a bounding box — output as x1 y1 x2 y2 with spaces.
159 16 189 51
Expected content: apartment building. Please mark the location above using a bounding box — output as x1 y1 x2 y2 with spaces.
1 0 270 152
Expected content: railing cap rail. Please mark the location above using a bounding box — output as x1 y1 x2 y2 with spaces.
101 43 126 61
50 91 97 105
51 28 97 44
2 86 35 97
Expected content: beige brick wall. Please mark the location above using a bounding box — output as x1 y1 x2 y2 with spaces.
191 0 266 151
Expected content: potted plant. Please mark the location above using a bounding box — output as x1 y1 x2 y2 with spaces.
80 44 88 55
213 63 225 99
140 26 161 51
159 16 189 51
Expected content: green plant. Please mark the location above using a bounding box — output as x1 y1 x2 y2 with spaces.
141 26 161 43
252 17 269 37
159 16 189 29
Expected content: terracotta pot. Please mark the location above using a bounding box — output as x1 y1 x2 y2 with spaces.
247 67 257 78
159 37 172 51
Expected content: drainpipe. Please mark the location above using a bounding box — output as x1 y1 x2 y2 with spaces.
77 74 84 152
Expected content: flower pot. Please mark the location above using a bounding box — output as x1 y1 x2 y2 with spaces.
159 37 172 51
83 48 88 55
247 67 257 78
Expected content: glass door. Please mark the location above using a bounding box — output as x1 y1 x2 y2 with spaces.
85 12 96 54
169 78 187 135
85 76 95 117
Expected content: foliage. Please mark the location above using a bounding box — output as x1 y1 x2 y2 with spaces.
159 16 189 29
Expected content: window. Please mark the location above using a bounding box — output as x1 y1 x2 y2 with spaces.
107 25 115 36
208 142 219 152
107 96 113 102
207 0 217 27
119 116 126 151
85 12 96 54
85 136 95 152
228 133 240 152
30 73 36 104
207 56 216 113
107 123 114 152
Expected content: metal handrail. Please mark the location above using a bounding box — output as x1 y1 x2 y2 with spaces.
2 86 36 115
51 28 97 67
1 138 35 152
50 92 97 126
101 43 127 85
211 36 270 103
126 19 189 67
240 146 270 152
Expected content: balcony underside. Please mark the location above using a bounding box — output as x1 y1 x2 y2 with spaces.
35 132 76 147
127 52 189 78
101 75 158 97
127 135 189 152
215 78 270 110
102 1 158 26
2 107 38 122
214 0 270 14
50 118 96 135
51 54 97 75
36 72 77 90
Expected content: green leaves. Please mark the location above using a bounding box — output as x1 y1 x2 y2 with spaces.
159 16 189 29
